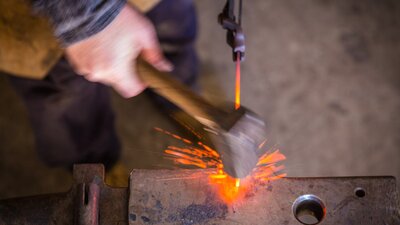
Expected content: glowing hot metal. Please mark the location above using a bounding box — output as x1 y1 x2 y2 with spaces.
155 127 286 204
235 53 241 110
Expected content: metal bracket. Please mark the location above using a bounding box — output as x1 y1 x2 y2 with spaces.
218 0 245 61
0 164 127 225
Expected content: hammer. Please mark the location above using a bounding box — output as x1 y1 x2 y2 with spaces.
138 61 268 178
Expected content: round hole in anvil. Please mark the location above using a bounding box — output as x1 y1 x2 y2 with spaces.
292 194 326 225
354 187 366 198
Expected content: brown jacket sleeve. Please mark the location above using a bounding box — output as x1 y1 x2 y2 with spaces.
0 0 160 79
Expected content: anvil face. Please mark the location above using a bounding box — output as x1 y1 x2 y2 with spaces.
1 165 398 225
129 169 400 225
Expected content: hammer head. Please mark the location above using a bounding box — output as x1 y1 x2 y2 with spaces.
210 107 268 178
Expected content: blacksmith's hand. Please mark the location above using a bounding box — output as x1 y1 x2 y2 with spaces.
65 4 172 98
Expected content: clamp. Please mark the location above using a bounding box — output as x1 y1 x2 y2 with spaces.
218 0 245 61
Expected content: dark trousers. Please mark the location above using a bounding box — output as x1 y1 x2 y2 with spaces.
8 0 198 170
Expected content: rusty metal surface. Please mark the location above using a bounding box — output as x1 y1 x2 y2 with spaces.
0 164 127 225
76 182 100 225
129 169 400 225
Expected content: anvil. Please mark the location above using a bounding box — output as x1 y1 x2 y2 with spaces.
0 164 399 225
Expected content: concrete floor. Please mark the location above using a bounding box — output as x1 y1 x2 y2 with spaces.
0 0 399 199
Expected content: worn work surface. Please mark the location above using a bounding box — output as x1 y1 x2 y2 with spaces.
129 169 400 225
1 164 399 225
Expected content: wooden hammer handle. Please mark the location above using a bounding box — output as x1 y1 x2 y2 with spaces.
137 61 221 129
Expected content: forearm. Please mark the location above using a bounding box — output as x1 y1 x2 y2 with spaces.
32 0 126 46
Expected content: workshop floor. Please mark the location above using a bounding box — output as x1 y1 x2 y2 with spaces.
1 0 399 198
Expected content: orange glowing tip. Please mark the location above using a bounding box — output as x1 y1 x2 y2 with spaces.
235 53 241 110
235 178 240 188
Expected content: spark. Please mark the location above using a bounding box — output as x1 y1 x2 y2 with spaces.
154 127 193 144
235 179 240 188
258 138 268 149
155 126 286 204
